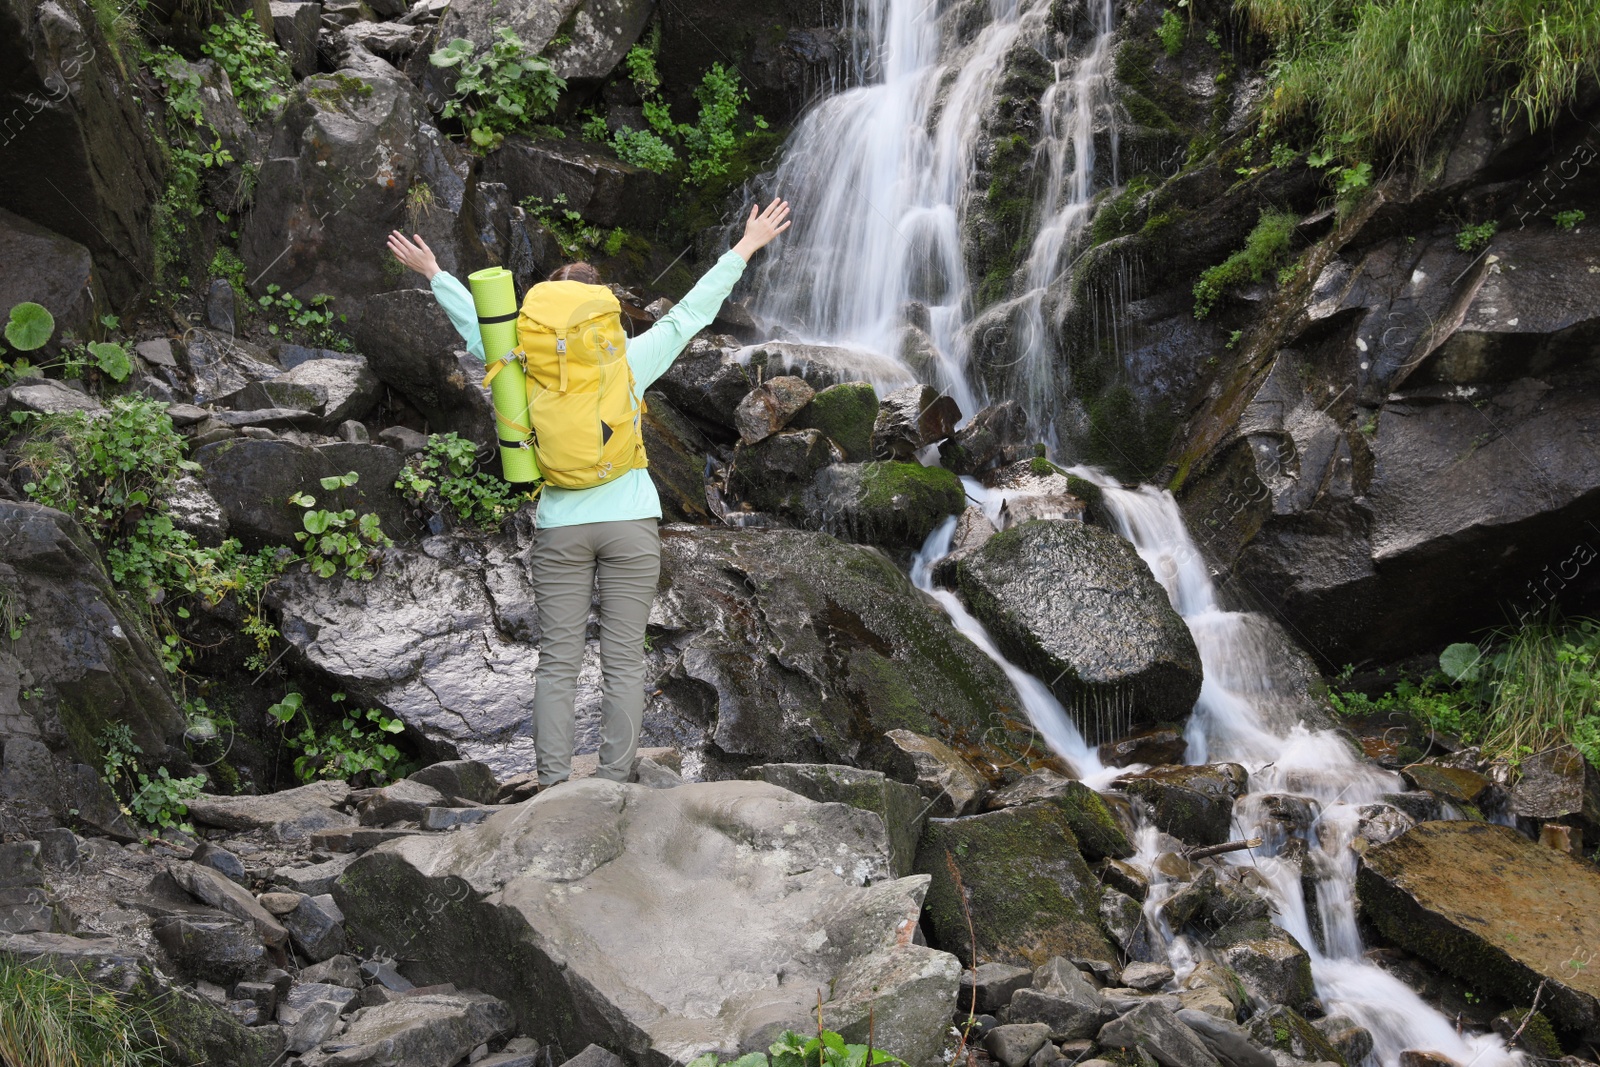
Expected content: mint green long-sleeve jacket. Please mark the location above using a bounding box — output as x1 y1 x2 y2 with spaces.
429 251 747 529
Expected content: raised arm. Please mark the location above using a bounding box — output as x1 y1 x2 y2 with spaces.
628 200 792 390
386 230 484 361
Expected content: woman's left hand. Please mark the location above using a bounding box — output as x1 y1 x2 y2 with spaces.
387 231 442 279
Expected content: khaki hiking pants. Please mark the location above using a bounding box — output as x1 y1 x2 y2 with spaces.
529 518 661 785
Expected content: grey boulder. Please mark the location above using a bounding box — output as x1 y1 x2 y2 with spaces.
1097 1002 1220 1067
299 991 513 1067
336 779 959 1066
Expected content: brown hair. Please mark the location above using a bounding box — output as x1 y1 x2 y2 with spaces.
549 262 601 284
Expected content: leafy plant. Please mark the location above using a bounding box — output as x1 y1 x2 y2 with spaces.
624 26 662 93
1553 209 1586 230
4 302 55 351
522 194 630 259
587 63 766 184
687 1030 905 1067
1157 9 1186 56
0 956 166 1067
98 723 205 836
1192 209 1298 319
267 691 408 784
256 284 351 349
1330 160 1373 199
209 246 248 301
395 432 524 530
430 29 566 149
288 473 392 579
200 12 292 119
1456 220 1497 251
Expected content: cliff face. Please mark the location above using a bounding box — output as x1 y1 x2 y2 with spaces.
1052 1 1600 667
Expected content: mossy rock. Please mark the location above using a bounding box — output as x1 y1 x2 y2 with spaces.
1247 1006 1346 1067
745 763 926 876
800 461 965 549
793 382 879 461
728 429 832 515
914 800 1112 968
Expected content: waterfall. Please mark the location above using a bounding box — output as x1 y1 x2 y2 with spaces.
744 0 1121 428
1070 468 1521 1067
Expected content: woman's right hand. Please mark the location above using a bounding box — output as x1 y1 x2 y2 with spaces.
387 231 442 280
732 199 792 262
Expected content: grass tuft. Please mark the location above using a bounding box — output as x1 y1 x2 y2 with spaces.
0 958 166 1067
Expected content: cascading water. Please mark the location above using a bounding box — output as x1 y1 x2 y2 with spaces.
744 0 1120 427
1069 468 1521 1067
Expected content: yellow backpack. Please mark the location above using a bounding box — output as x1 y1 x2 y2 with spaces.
485 280 648 490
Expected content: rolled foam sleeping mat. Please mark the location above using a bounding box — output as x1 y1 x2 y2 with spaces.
469 266 541 483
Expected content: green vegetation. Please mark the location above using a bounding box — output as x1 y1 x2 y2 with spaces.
586 60 769 184
521 194 630 259
430 29 566 149
146 46 239 279
99 722 206 836
1192 209 1298 318
267 691 409 784
0 957 165 1067
1553 209 1586 229
687 1029 904 1067
624 26 662 94
395 432 525 530
1331 616 1600 766
200 12 292 119
288 473 392 580
1241 0 1600 162
2 302 130 385
4 302 54 351
255 284 351 349
1455 220 1498 251
1157 9 1186 56
209 246 247 302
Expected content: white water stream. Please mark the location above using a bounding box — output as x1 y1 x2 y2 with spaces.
909 473 1519 1067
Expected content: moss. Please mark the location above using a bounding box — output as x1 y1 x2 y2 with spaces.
308 73 374 108
1045 782 1132 860
1248 1006 1346 1067
914 802 1113 967
1090 176 1155 246
1498 1007 1562 1059
792 382 879 461
859 462 962 514
1082 384 1177 484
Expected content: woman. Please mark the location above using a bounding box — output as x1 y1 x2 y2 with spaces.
385 198 792 788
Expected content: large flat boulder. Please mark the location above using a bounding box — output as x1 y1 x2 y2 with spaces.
335 779 960 1066
1357 820 1600 1038
481 137 665 229
956 519 1202 736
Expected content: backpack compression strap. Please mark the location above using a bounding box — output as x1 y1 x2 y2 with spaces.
481 348 532 436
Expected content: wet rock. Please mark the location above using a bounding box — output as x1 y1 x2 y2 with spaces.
355 290 495 450
650 526 1035 778
0 501 186 790
960 961 1034 1014
793 381 880 461
336 780 958 1066
152 914 267 985
194 438 407 549
871 385 959 460
1098 725 1189 768
932 506 999 586
982 771 1133 860
241 69 485 334
801 461 968 549
883 730 985 818
1161 868 1270 933
300 991 515 1067
1179 962 1248 1021
983 461 1091 529
745 763 926 877
1357 820 1600 1037
1245 1005 1345 1066
282 893 347 962
1098 1002 1221 1067
916 801 1112 968
736 375 817 444
1118 765 1247 847
186 780 357 842
481 137 664 231
1510 744 1600 835
1097 858 1150 902
1313 1014 1375 1066
641 390 715 524
1352 802 1414 848
1175 1009 1274 1067
957 520 1203 737
940 401 1029 476
0 1 163 305
985 1022 1052 1067
408 760 501 805
168 861 289 949
0 210 102 345
1215 930 1314 1012
1398 1052 1461 1067
728 428 833 515
270 1 321 77
1100 888 1168 966
1006 961 1111 1039
1401 763 1493 807
1123 962 1175 991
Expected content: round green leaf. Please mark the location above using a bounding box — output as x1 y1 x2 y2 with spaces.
89 341 131 381
1439 642 1483 682
4 303 55 351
